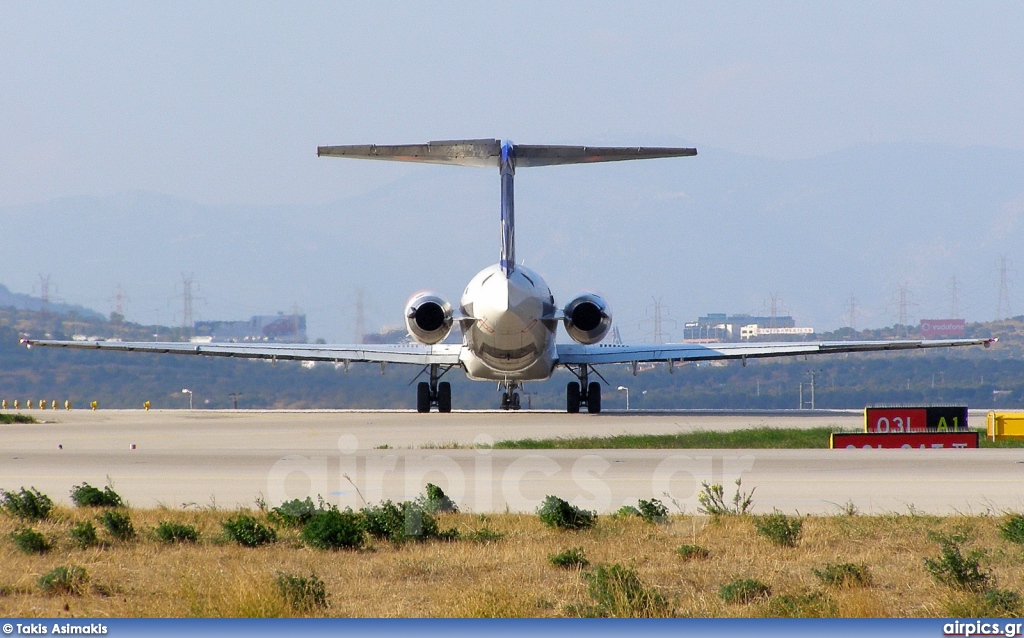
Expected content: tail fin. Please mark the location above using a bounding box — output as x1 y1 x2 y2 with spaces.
318 140 697 276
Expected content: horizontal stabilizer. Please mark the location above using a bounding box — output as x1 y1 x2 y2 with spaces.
317 139 696 168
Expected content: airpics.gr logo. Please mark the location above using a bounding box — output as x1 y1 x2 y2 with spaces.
943 620 1024 637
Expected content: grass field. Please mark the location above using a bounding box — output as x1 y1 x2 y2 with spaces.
482 427 1024 450
2 503 1023 618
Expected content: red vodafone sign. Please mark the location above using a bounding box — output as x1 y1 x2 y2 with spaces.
919 319 966 337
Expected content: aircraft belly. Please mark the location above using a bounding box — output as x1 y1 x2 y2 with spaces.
461 322 556 381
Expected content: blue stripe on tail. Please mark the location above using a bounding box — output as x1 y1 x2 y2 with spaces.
500 140 515 276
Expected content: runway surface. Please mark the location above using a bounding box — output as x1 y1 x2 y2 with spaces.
2 409 1021 514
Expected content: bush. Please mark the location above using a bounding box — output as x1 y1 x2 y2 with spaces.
613 505 641 518
11 528 50 554
1 487 53 521
676 544 710 561
581 563 671 618
301 509 365 550
276 572 328 612
155 521 199 543
537 495 597 531
465 526 503 543
549 546 589 569
812 562 872 588
945 588 1023 617
70 483 123 508
222 515 277 547
98 510 135 541
924 535 990 592
697 479 754 516
69 521 99 549
754 511 803 547
637 499 669 524
39 566 87 596
419 483 459 514
999 514 1024 545
270 497 318 528
719 578 771 604
766 592 836 618
362 500 444 543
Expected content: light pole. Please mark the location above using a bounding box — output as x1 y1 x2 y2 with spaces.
229 392 242 410
182 388 193 410
617 386 629 411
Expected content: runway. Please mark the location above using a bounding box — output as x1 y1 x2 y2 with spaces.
1 409 1021 514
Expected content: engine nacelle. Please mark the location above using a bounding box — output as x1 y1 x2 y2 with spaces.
562 293 612 345
405 291 453 345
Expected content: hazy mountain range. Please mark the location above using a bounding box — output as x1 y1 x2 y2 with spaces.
2 142 1022 342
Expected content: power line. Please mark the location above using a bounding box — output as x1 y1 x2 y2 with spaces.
354 289 366 344
949 276 961 319
997 256 1011 319
639 297 675 344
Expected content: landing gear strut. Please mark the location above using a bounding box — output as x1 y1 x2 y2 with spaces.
416 364 452 413
499 381 522 411
565 364 602 413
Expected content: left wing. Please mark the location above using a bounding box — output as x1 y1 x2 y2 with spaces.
21 339 463 367
557 338 994 366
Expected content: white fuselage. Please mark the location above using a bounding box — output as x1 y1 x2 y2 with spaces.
458 264 558 381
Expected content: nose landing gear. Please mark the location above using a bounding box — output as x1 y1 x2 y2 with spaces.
499 382 522 410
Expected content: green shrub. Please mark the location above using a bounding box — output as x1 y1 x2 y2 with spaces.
537 495 597 531
581 563 671 618
945 588 1023 617
276 572 328 612
812 562 872 588
697 479 754 516
719 578 771 604
549 546 589 569
999 514 1024 544
1 487 53 521
301 509 365 550
69 483 123 508
69 521 99 549
676 544 710 561
613 505 641 518
155 521 199 543
419 483 459 514
270 497 318 527
637 498 669 524
754 511 803 547
466 526 503 543
98 510 135 541
0 414 36 424
361 500 443 543
39 566 87 596
924 535 990 592
11 527 50 554
766 591 836 618
222 515 277 547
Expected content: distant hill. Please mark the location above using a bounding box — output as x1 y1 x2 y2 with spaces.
0 283 103 320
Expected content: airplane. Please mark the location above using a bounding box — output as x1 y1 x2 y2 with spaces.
22 139 994 413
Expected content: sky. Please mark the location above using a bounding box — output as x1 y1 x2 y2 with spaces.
2 2 1023 338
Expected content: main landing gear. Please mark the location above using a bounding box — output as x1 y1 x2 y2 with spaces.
565 364 602 413
499 382 522 411
416 364 452 413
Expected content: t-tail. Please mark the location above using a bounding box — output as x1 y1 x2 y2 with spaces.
317 139 697 277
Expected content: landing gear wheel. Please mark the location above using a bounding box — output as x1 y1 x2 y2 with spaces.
511 392 521 410
500 394 510 410
437 382 452 413
587 382 601 414
566 382 581 413
416 382 431 413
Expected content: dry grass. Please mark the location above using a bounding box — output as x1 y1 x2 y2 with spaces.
1 506 1022 617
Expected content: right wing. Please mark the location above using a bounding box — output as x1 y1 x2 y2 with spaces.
557 338 995 366
20 339 463 367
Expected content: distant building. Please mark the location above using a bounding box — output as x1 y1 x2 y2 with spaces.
193 313 306 343
685 313 812 342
